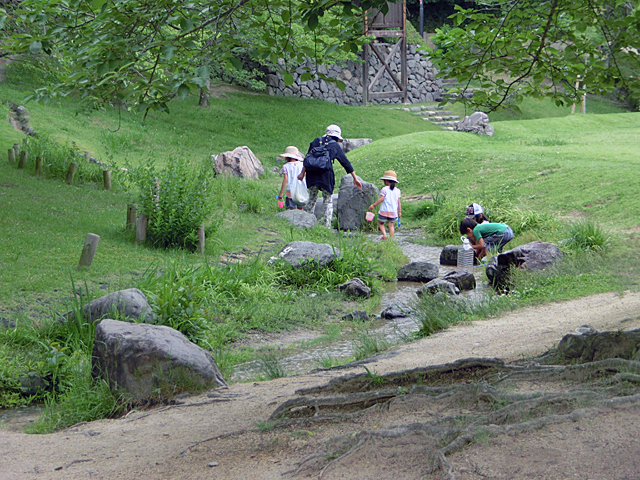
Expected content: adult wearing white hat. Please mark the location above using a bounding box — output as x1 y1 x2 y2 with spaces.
298 124 362 228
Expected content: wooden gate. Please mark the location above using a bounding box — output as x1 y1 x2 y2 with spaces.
363 1 407 105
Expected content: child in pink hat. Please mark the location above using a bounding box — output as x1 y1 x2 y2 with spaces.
368 170 401 240
277 146 305 210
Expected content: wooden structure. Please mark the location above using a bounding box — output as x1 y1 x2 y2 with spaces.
363 1 407 105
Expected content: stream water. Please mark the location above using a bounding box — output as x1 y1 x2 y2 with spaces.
231 231 490 381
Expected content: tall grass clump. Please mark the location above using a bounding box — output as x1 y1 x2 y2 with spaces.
412 294 474 338
352 328 392 360
127 157 219 250
24 134 109 183
560 220 611 253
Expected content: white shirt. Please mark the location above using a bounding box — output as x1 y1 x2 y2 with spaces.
281 161 304 193
379 185 401 217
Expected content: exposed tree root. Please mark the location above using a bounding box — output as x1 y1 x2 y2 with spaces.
275 335 640 479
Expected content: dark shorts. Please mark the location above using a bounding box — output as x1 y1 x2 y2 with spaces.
378 214 397 223
483 226 514 253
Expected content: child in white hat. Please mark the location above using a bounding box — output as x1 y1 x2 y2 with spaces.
368 170 401 240
277 146 305 210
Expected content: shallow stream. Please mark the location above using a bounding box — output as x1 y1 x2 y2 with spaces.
231 230 489 381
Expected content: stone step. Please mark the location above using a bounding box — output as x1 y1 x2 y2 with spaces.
433 121 459 127
428 115 459 121
421 105 444 110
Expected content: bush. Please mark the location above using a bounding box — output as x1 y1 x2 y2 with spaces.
127 157 219 250
560 220 611 253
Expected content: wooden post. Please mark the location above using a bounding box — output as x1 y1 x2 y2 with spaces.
197 224 205 254
79 233 100 268
17 151 27 169
22 137 29 149
135 214 148 244
13 143 19 157
66 162 78 184
85 151 90 161
571 76 580 114
103 170 111 190
126 204 137 230
35 156 43 175
8 148 15 164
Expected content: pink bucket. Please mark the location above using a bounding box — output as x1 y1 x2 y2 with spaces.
365 211 375 221
278 201 284 208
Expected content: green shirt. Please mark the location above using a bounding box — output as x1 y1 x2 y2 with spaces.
473 222 508 240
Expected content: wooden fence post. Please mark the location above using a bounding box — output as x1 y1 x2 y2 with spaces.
79 233 100 267
66 162 78 184
197 224 205 254
126 204 137 231
17 151 27 169
103 170 111 190
13 143 19 158
35 156 43 175
135 214 148 244
8 148 15 164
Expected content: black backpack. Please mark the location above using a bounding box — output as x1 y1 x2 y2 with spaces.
304 136 335 172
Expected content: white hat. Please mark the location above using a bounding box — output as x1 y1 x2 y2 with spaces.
379 170 399 183
467 203 483 215
279 146 303 161
325 124 343 140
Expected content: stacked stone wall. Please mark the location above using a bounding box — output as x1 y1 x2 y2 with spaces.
264 44 442 106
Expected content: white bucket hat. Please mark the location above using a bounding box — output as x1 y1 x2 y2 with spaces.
325 124 343 140
279 146 303 161
379 170 399 183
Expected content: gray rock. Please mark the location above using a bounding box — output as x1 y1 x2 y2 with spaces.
92 319 227 403
274 241 340 268
18 372 48 396
381 305 410 319
456 112 494 136
341 138 373 154
442 269 476 291
341 310 369 321
486 241 564 290
212 146 264 180
417 278 460 296
336 175 379 231
551 328 640 363
439 245 461 266
338 278 371 298
275 209 317 229
397 262 439 282
65 288 157 324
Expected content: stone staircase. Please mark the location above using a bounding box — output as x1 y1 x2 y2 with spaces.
397 104 461 131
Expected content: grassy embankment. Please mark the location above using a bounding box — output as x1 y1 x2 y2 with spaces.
1 64 639 430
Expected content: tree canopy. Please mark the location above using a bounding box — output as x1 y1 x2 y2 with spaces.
431 0 640 111
0 0 394 114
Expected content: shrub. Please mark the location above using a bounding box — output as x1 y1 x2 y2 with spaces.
127 157 219 250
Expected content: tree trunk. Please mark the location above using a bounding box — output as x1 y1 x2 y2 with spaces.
198 78 211 107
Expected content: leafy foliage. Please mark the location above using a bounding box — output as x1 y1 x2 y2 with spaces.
127 157 218 250
560 219 611 253
431 0 640 111
2 0 397 114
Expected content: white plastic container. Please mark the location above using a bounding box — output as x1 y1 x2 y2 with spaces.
457 236 474 269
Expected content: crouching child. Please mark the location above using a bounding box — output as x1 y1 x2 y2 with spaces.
459 217 514 260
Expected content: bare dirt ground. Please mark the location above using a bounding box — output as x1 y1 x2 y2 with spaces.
2 291 640 480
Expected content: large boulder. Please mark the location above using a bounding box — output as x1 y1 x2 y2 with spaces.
397 262 439 283
486 241 564 290
341 138 373 154
92 319 227 403
549 327 640 363
336 175 379 231
212 146 264 179
273 241 340 268
65 288 157 324
456 112 494 136
276 209 317 229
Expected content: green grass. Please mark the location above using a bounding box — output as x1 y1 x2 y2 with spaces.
2 60 640 429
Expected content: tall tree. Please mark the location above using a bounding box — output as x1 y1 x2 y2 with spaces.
1 0 395 114
430 0 640 111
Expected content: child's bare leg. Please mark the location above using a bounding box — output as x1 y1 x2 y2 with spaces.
388 221 395 239
378 221 387 238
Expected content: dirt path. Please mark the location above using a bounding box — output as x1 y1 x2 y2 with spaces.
2 290 640 479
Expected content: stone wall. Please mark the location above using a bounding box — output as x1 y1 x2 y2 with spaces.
264 44 442 106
